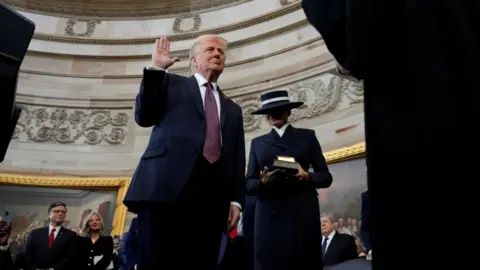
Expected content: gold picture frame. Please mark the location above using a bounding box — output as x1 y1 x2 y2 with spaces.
0 174 131 236
324 142 365 164
0 142 365 235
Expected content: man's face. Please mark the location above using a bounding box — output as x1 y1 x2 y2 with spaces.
48 205 67 224
191 38 225 74
337 218 344 227
266 109 290 127
321 216 335 235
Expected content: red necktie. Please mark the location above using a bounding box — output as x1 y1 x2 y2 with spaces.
202 82 221 163
227 227 238 239
48 228 56 248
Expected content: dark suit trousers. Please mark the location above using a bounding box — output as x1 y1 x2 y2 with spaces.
138 156 225 270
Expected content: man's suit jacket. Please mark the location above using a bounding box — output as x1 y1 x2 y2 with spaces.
360 190 371 252
24 226 76 270
124 69 246 213
125 217 139 270
323 233 358 267
301 0 369 79
114 232 128 270
0 248 14 270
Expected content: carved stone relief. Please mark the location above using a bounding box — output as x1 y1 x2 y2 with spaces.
279 0 299 6
234 75 364 132
172 14 202 33
65 19 101 37
10 75 361 146
12 106 131 146
3 0 251 18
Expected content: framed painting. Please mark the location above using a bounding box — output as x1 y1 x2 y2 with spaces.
0 174 130 258
321 142 366 243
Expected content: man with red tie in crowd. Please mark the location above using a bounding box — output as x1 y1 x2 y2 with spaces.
23 202 76 270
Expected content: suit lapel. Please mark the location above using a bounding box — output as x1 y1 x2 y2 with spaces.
42 227 50 248
186 76 205 118
325 233 340 259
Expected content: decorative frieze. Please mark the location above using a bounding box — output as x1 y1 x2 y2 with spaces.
235 75 364 132
64 19 101 37
172 14 202 33
3 0 251 18
10 75 362 145
279 0 300 6
12 106 131 146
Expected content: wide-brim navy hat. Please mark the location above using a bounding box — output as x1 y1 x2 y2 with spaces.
251 90 303 115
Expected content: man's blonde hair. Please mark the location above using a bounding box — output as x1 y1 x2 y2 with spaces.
189 35 228 70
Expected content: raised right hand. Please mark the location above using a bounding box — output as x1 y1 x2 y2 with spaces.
151 37 180 69
260 167 280 185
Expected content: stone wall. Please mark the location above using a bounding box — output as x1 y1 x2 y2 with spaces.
0 0 365 176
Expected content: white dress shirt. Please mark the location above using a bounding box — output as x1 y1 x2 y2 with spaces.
322 230 336 253
237 212 244 236
49 224 61 239
272 123 290 137
145 67 242 210
193 73 221 119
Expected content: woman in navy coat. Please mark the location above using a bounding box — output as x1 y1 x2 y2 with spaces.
246 90 333 270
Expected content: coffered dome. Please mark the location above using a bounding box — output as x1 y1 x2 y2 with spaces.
3 0 249 18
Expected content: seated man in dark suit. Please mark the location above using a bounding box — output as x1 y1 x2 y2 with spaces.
24 202 76 270
0 220 14 270
321 213 358 267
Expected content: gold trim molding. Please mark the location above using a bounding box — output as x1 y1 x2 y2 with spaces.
324 142 366 164
0 175 130 236
0 142 365 233
4 0 251 19
31 3 302 45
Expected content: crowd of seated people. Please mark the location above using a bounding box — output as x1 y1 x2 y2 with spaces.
0 201 140 270
218 210 371 270
1 198 369 270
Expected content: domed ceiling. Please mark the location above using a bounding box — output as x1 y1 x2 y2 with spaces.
3 0 250 18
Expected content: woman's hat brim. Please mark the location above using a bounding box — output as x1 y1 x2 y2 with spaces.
251 101 304 115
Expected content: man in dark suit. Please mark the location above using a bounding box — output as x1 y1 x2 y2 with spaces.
123 35 246 270
0 220 14 270
360 190 371 253
23 202 76 270
124 217 139 270
0 3 35 163
302 1 480 268
320 214 358 267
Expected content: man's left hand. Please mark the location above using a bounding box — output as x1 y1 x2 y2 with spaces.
227 205 241 231
296 167 310 180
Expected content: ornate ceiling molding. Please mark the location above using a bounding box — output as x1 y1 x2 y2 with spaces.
3 0 252 19
12 106 131 146
29 19 309 59
31 2 302 45
22 35 321 79
16 57 336 109
12 71 363 146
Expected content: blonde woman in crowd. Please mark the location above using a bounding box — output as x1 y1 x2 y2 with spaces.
78 212 116 270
